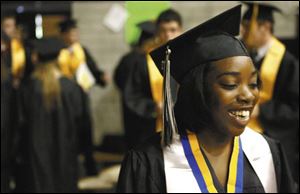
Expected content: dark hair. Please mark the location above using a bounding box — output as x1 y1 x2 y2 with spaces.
1 11 15 22
174 62 212 135
242 16 274 34
59 19 77 33
174 60 262 135
156 9 182 27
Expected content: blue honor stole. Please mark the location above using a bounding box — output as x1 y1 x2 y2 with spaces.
181 131 244 193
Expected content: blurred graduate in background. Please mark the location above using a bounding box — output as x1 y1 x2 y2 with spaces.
121 9 182 149
241 2 299 187
1 11 33 88
1 30 16 193
14 38 94 192
58 18 108 91
114 20 157 149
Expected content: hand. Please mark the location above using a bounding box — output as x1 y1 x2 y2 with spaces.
157 101 163 117
100 73 111 84
12 79 20 89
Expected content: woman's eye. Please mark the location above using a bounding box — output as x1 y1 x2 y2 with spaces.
249 83 259 89
220 83 237 90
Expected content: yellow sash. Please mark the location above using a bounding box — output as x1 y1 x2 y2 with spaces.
147 54 163 132
248 37 285 133
11 39 26 79
244 3 259 49
58 42 86 78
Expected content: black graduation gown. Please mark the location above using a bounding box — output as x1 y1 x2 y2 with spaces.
1 73 15 193
83 47 106 87
114 49 142 92
15 77 91 193
123 53 159 148
70 46 102 175
254 49 299 184
1 42 32 193
114 50 145 149
117 133 297 193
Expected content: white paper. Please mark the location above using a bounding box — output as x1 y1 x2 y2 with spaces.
76 63 96 91
103 3 128 33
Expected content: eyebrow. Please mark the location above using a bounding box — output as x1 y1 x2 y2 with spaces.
216 72 240 79
216 70 258 79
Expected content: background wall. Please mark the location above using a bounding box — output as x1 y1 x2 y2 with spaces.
72 1 299 145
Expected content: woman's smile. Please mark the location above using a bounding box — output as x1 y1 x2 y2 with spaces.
228 107 253 127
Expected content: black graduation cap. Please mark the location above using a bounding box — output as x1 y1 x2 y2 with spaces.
33 37 65 63
242 2 281 23
58 19 77 33
136 20 156 46
149 5 249 146
150 4 248 84
137 20 156 35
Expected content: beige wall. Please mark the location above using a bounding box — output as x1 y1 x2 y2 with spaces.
73 1 299 145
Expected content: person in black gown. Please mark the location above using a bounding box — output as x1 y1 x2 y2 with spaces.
58 18 108 89
122 9 182 149
1 30 16 193
241 2 299 187
114 20 156 149
1 11 33 88
117 5 296 193
58 18 108 176
14 38 93 193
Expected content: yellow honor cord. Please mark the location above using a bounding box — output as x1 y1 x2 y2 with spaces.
259 37 285 103
188 133 218 192
147 54 163 132
227 137 239 193
58 43 86 78
248 37 285 133
11 39 26 79
187 132 241 193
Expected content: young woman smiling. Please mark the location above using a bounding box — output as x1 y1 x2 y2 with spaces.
117 5 296 193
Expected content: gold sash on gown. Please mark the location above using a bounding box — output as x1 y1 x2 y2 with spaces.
11 38 26 80
248 37 285 133
58 43 95 91
147 54 163 133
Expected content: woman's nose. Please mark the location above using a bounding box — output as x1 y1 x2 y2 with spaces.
237 85 256 104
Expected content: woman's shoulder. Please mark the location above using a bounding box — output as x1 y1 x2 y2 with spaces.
118 133 166 193
120 133 164 171
241 128 297 192
129 133 163 158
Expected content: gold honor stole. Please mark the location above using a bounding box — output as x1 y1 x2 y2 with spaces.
146 54 163 132
11 39 26 79
58 43 86 78
181 131 243 193
248 37 285 133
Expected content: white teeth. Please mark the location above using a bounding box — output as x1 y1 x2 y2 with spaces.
229 110 250 120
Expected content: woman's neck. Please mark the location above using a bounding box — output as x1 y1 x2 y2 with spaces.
196 128 235 187
196 128 234 156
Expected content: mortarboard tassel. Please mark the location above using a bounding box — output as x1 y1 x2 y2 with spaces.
161 46 178 146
